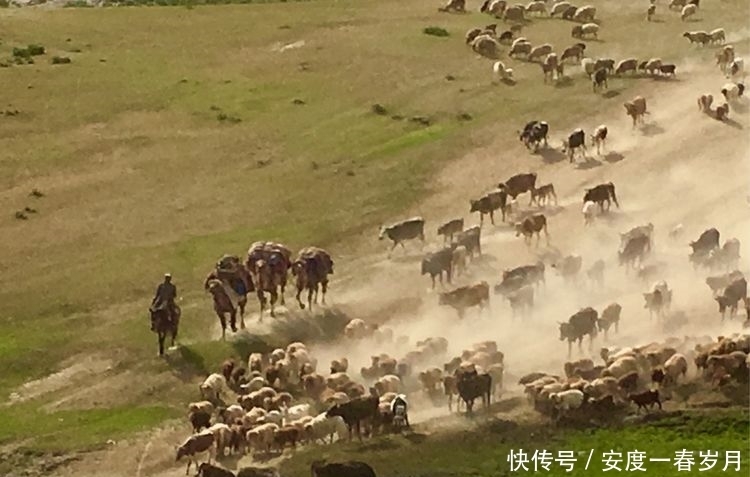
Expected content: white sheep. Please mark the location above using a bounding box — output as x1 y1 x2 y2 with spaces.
549 389 585 411
709 28 726 44
260 410 284 426
207 423 233 457
582 377 621 400
540 382 566 399
663 353 689 384
241 407 267 427
511 36 529 49
374 374 402 394
284 403 312 424
344 318 367 339
220 404 245 425
327 372 351 389
248 352 264 372
582 200 597 226
573 5 596 22
188 401 214 415
199 373 228 402
269 348 286 364
603 356 639 379
305 412 348 444
681 4 697 21
493 61 514 83
525 0 547 15
727 58 745 79
550 1 571 16
245 422 279 454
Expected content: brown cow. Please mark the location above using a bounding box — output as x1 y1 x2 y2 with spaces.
437 218 464 244
438 282 490 318
530 183 558 207
499 172 537 199
379 217 425 254
453 226 482 258
624 96 648 126
470 189 508 225
176 432 216 475
515 214 549 246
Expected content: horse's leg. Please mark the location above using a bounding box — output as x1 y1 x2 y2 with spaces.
218 311 227 340
158 330 166 356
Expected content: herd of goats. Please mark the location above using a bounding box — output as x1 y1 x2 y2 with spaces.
157 1 750 476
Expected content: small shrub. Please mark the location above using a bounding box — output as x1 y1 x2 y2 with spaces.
371 103 388 115
51 56 72 65
423 26 449 37
12 48 30 59
0 0 10 7
27 44 46 56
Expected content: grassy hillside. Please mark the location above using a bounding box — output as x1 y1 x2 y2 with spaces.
1 0 749 455
281 409 750 477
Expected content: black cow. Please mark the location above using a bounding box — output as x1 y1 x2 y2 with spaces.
592 68 608 92
470 189 508 225
379 217 425 253
563 128 586 162
583 182 619 211
421 247 454 289
453 225 482 258
519 120 549 151
619 234 651 269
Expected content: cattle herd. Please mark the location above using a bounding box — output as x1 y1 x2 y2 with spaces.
167 0 749 475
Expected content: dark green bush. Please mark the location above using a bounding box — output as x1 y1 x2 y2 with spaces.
51 56 72 65
423 26 449 37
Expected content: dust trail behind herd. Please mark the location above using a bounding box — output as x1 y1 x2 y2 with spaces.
302 64 750 425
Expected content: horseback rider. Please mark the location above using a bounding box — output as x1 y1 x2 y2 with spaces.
150 273 177 331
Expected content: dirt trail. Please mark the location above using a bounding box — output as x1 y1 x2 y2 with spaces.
48 63 750 476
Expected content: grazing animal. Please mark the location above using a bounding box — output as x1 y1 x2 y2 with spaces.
683 30 711 46
582 200 597 226
515 214 549 246
592 68 608 92
620 223 654 251
689 228 720 267
716 45 735 73
470 189 508 225
624 96 648 126
619 235 651 269
421 247 455 289
646 4 655 21
561 43 586 63
519 121 549 151
615 58 638 75
563 128 587 162
715 277 748 319
325 396 379 442
480 0 507 16
581 58 596 78
499 172 537 199
561 5 578 20
176 432 216 476
529 44 554 63
573 5 596 22
715 103 730 121
439 0 466 12
379 217 425 253
709 28 725 44
542 54 560 82
501 261 546 289
583 182 619 211
598 303 622 337
721 82 745 101
587 259 605 286
437 218 464 244
456 371 492 413
453 225 482 258
509 41 532 58
594 58 615 73
530 183 557 207
550 1 572 17
571 23 599 40
506 285 535 318
525 0 547 15
728 58 744 79
639 58 662 75
438 282 491 318
643 281 672 319
310 460 377 477
559 307 599 357
552 254 583 283
503 5 525 22
590 125 608 154
680 3 697 21
697 93 714 112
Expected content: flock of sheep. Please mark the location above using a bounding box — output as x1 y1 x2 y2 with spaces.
165 1 750 476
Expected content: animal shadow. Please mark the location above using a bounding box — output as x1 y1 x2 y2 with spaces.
640 123 665 136
720 118 743 129
575 157 602 169
554 76 574 88
537 147 566 163
649 18 665 23
501 78 517 86
602 89 621 98
729 100 748 113
603 151 625 163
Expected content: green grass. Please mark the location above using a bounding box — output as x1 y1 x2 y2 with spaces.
281 410 750 477
0 0 749 455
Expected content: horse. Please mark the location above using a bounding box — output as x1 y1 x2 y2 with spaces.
150 305 180 356
206 279 246 339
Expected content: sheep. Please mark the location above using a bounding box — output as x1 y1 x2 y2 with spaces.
511 36 528 49
190 410 212 433
581 57 596 77
668 0 686 9
245 423 279 454
659 64 676 76
549 389 585 412
305 412 348 444
330 358 349 374
472 35 502 58
239 376 267 394
498 29 515 43
189 401 215 415
207 423 234 457
629 390 661 412
482 0 507 16
573 5 596 22
242 407 267 427
709 28 726 44
525 1 547 15
716 45 735 73
646 4 655 21
583 377 621 400
561 43 586 63
681 4 697 21
602 356 639 379
284 403 312 424
344 318 367 339
509 41 532 58
248 353 264 373
721 82 745 101
662 353 688 385
549 1 571 15
561 5 578 19
529 43 554 62
542 53 560 82
594 58 615 73
219 404 245 425
176 431 216 475
493 60 515 82
327 372 351 389
682 30 710 46
572 23 599 39
504 5 525 22
582 201 597 226
200 374 228 403
640 58 662 75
